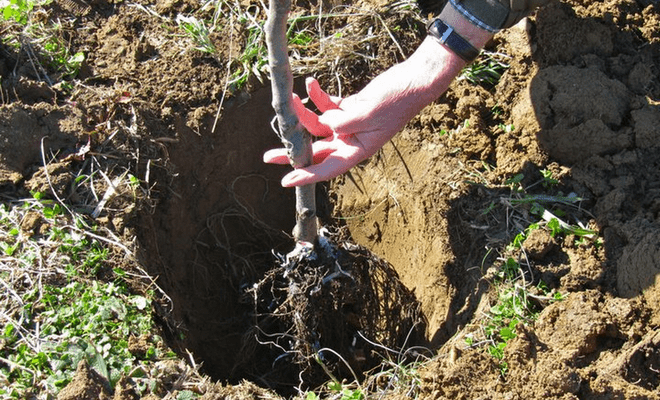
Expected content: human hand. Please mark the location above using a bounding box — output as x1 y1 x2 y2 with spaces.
263 76 416 187
263 29 486 188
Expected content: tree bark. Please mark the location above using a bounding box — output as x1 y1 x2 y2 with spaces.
265 0 317 244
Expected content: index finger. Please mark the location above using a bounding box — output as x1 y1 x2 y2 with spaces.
306 78 342 113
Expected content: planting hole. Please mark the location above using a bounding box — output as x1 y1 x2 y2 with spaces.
136 85 425 392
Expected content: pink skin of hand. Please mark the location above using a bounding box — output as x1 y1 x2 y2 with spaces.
263 75 425 187
263 6 494 188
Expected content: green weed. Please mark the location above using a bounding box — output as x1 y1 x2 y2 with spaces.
43 37 85 77
1 280 156 396
467 165 603 373
176 15 217 54
540 169 559 188
230 23 268 88
364 358 424 398
1 0 85 83
0 197 168 399
479 260 560 375
289 30 314 46
1 0 33 24
460 50 510 88
470 165 596 374
325 381 364 400
501 170 600 246
498 123 515 133
504 173 524 192
174 1 270 91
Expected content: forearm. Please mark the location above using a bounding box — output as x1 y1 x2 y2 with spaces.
346 4 494 130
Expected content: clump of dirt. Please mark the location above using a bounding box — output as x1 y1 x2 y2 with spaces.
331 0 660 397
57 359 138 400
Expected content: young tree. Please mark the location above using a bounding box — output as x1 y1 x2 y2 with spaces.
265 0 317 245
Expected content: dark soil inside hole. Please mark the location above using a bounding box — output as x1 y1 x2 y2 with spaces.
243 239 425 390
134 84 425 392
134 85 296 384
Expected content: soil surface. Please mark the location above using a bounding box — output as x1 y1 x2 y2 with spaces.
2 0 659 398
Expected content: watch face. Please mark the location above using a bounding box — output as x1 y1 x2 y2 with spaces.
429 19 449 40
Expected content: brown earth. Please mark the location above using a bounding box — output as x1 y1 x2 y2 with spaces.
1 0 659 398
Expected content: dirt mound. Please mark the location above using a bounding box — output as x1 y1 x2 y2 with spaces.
331 0 660 397
2 0 659 398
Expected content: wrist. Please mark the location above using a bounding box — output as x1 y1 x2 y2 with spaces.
385 37 466 115
437 2 494 51
427 19 480 63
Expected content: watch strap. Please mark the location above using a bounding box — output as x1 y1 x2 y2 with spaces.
427 18 480 63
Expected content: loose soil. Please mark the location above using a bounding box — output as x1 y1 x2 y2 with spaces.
1 0 659 398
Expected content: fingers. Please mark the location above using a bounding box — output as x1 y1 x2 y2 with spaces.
281 154 352 187
281 169 320 187
293 94 333 137
263 138 336 166
264 139 350 187
263 148 290 165
306 77 342 113
265 78 361 186
317 108 365 136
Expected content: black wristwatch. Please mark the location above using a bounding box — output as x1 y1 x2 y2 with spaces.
427 18 480 63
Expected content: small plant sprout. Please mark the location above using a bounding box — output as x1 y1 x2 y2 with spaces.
482 200 496 215
540 168 559 188
176 15 217 54
504 173 524 192
537 208 597 242
327 380 365 400
479 262 547 375
231 24 268 87
43 37 85 77
459 50 510 88
288 27 314 47
498 123 515 133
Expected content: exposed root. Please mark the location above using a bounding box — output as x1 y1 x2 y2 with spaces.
240 234 426 391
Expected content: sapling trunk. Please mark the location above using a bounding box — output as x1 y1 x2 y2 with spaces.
265 0 317 245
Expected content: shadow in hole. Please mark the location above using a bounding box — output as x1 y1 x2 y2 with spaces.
240 242 427 392
137 82 300 385
137 78 427 393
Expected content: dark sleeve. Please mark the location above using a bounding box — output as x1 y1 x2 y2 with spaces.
450 0 555 31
